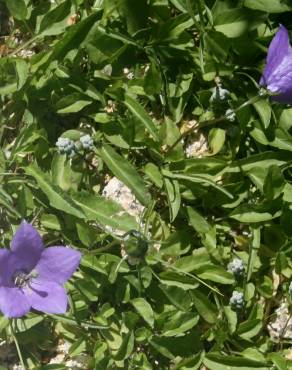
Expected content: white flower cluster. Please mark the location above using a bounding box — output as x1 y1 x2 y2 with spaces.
210 85 230 103
56 137 76 157
227 257 245 278
225 108 236 122
229 291 244 311
56 134 94 156
80 134 94 150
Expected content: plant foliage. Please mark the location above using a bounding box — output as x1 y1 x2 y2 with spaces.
1 0 292 369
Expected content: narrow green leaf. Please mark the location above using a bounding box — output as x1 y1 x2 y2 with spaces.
247 227 260 281
72 190 138 231
5 0 28 20
97 144 151 206
192 290 218 324
204 354 269 370
164 177 181 222
124 94 160 141
131 298 154 328
25 164 85 219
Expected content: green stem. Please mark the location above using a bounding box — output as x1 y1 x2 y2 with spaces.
186 0 201 30
165 94 262 156
88 239 120 254
197 0 205 31
153 256 223 296
9 320 26 370
49 314 108 329
7 35 39 57
23 20 34 37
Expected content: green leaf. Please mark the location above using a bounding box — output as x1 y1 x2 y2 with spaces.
131 298 154 328
269 353 288 370
253 99 271 129
263 165 285 200
196 265 234 284
244 0 292 12
72 191 138 231
41 214 61 231
144 163 163 188
56 93 92 113
230 203 281 223
144 62 163 95
251 125 292 151
186 207 211 234
97 144 151 206
157 13 194 42
15 59 29 90
247 228 260 281
163 171 233 199
38 0 72 36
208 128 225 155
214 8 264 38
47 10 102 63
204 354 269 370
124 94 160 141
118 0 149 33
25 164 85 219
160 285 192 312
5 0 28 20
163 312 199 337
192 290 218 324
164 177 181 222
172 249 211 273
114 331 135 360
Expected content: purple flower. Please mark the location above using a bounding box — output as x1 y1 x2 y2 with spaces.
0 221 81 318
260 25 292 104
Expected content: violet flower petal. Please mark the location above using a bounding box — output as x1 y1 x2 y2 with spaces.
27 280 68 314
0 249 12 286
0 287 30 318
260 24 290 86
260 25 292 104
11 221 44 270
35 246 81 284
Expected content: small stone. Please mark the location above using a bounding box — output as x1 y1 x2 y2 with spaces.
268 301 292 340
289 281 292 296
185 131 208 158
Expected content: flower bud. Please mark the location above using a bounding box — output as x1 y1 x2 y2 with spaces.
229 291 244 311
227 258 245 278
210 85 229 103
225 109 236 122
124 230 148 261
80 134 94 150
56 137 76 157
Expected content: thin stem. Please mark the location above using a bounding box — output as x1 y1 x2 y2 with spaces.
186 0 201 30
278 311 292 351
88 239 120 254
9 320 26 370
165 94 262 156
7 35 39 57
0 172 21 176
23 20 34 37
49 314 108 329
153 256 223 296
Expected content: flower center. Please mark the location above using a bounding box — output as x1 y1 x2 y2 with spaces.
13 270 38 288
